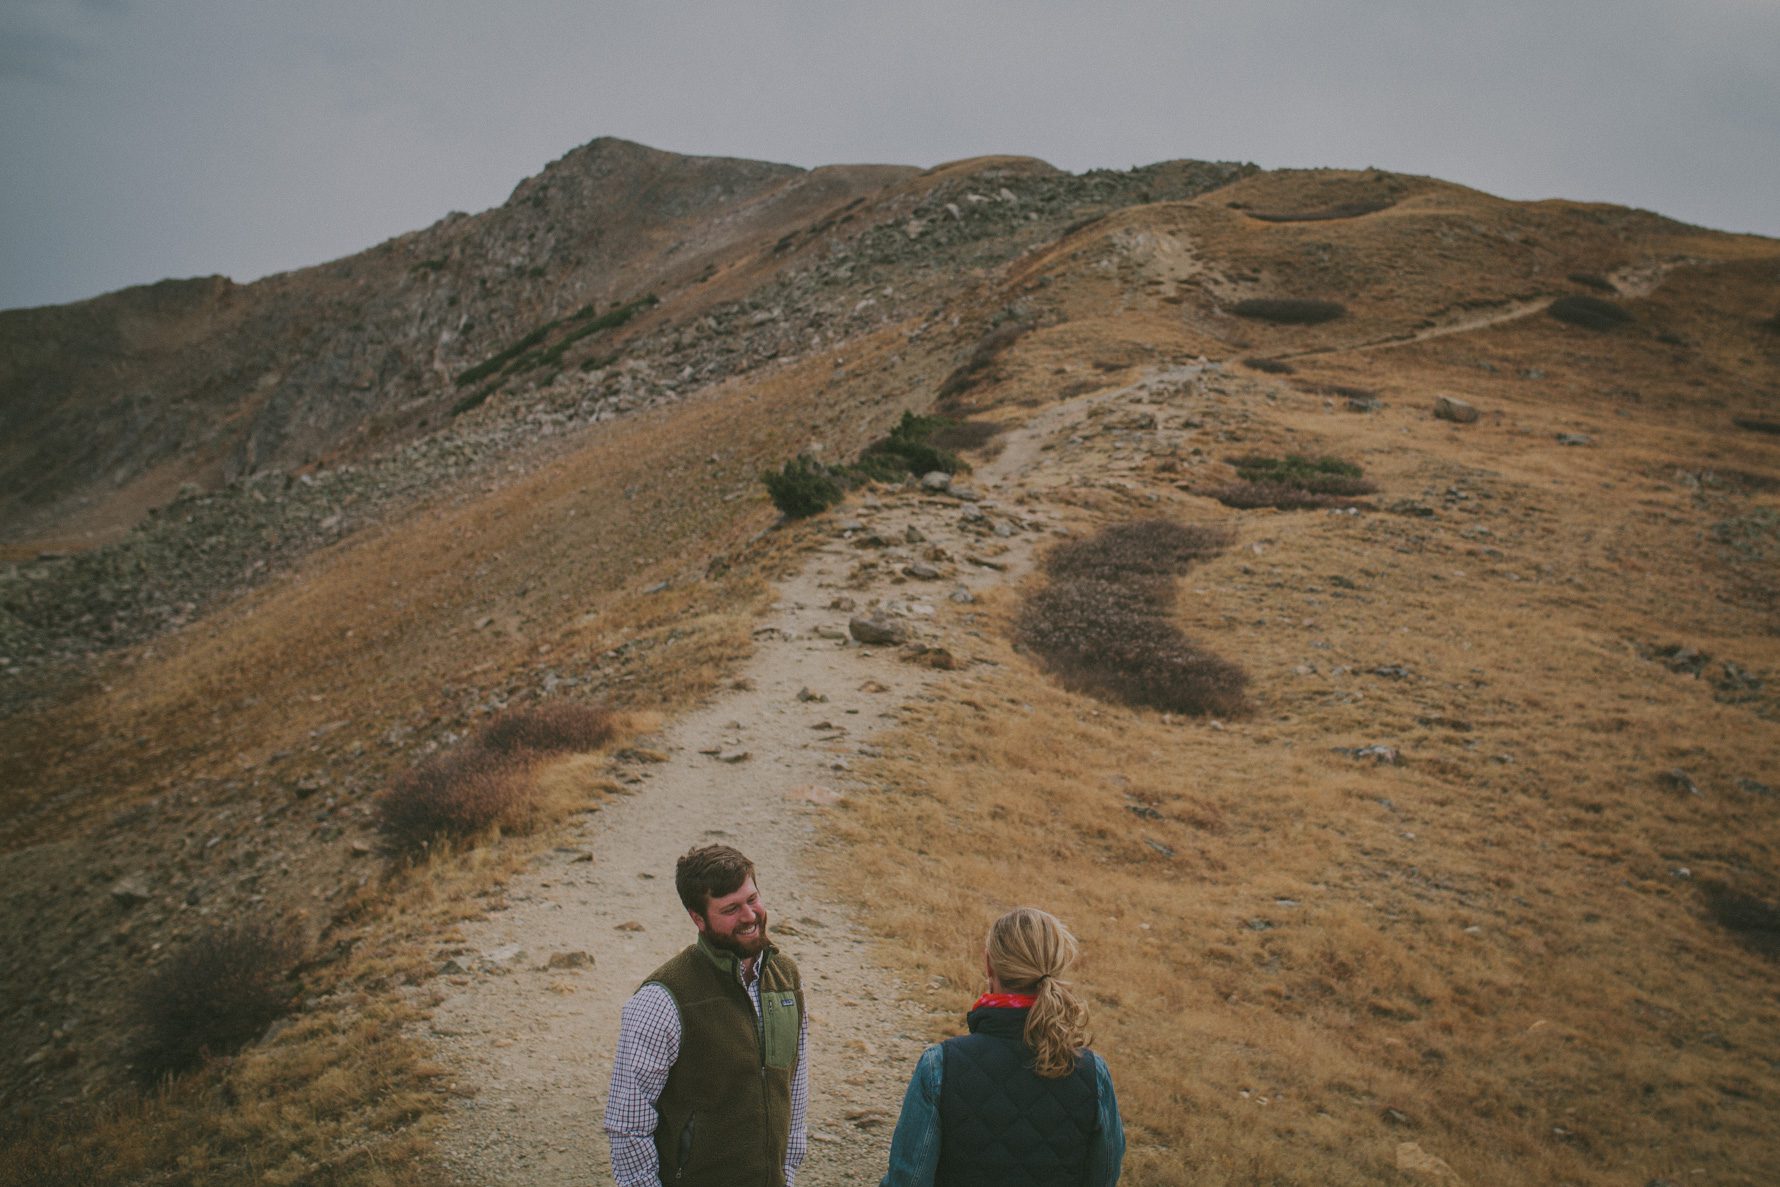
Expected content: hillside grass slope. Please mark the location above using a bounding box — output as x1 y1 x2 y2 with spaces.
2 154 1777 1185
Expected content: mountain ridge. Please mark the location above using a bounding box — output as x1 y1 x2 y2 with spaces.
1 136 1777 1186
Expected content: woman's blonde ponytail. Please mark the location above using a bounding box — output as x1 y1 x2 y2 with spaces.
986 907 1092 1078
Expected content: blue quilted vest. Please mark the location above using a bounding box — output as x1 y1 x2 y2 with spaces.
936 1004 1100 1187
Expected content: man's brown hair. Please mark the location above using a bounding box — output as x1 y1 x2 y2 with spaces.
675 844 756 916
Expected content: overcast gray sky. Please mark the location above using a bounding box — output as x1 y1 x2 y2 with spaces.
3 0 1777 311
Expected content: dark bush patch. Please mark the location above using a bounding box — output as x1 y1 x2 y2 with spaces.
938 321 1033 401
1303 383 1376 401
1019 520 1247 716
762 455 846 519
1548 295 1631 331
1732 417 1780 436
763 414 966 518
374 747 535 853
1242 357 1296 375
450 386 495 418
859 411 963 478
1701 882 1780 960
1208 482 1358 511
1245 200 1393 223
1758 312 1780 333
923 418 1007 454
1229 453 1377 496
1567 272 1615 292
480 702 617 756
1045 520 1233 581
1231 298 1347 325
135 918 306 1081
453 294 657 387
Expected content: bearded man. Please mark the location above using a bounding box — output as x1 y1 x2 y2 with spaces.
604 844 808 1187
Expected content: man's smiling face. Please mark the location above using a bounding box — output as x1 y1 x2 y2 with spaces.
692 875 768 958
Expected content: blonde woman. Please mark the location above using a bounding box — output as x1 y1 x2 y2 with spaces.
881 907 1125 1187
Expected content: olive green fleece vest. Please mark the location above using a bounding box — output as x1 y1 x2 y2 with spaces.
643 935 803 1187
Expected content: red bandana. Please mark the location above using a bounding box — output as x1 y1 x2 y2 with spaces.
972 993 1037 1010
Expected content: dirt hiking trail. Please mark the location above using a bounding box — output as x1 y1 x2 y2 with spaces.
421 365 1212 1185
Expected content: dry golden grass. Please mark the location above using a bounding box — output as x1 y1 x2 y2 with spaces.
818 224 1780 1185
0 316 948 1179
7 163 1777 1184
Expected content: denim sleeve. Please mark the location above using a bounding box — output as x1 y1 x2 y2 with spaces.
1085 1052 1126 1187
879 1044 944 1187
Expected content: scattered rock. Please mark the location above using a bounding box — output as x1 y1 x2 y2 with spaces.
614 921 645 932
904 525 925 543
1556 432 1593 446
902 562 941 580
108 877 152 908
716 749 751 764
1396 1141 1463 1183
920 471 952 492
483 944 525 967
1658 767 1700 796
545 950 593 970
848 617 907 645
904 646 960 670
949 585 975 604
1340 744 1402 765
796 687 828 703
1433 395 1480 424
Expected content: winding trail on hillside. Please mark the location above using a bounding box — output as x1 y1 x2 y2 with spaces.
416 364 1212 1185
1279 297 1555 361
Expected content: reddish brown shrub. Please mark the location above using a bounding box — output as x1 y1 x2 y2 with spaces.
479 701 617 756
374 747 534 852
135 918 306 1081
1019 521 1247 717
1208 481 1358 511
1044 520 1232 581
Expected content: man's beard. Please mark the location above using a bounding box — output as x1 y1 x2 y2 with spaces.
705 913 769 958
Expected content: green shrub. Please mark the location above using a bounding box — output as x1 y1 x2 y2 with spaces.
1241 357 1295 374
1229 453 1376 496
450 386 494 418
1567 272 1615 292
1548 295 1631 330
453 294 658 387
480 702 617 756
135 918 306 1081
1230 298 1347 325
762 455 845 519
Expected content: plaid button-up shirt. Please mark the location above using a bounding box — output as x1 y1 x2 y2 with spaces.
604 956 809 1187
